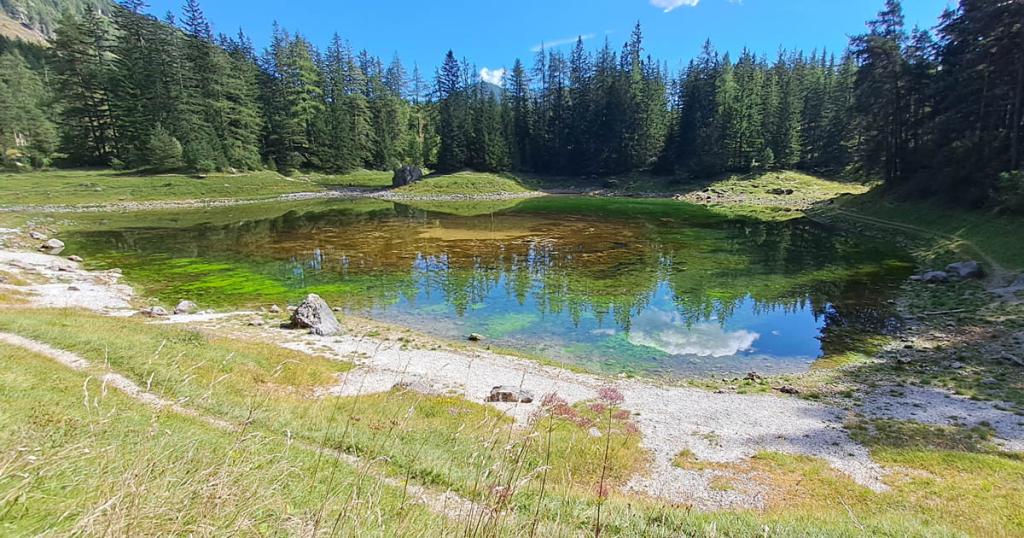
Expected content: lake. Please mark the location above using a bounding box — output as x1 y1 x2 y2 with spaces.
65 196 914 378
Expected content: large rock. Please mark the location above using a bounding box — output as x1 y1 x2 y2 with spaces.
392 165 423 188
945 260 984 279
485 386 534 403
291 294 342 336
39 238 65 252
174 300 198 315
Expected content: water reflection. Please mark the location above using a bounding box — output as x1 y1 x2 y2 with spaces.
67 197 913 377
629 309 760 358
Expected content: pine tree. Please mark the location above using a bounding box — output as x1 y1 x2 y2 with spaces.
851 0 908 182
0 51 57 166
145 123 183 170
51 9 119 165
436 50 467 171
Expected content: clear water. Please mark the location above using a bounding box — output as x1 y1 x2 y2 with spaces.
66 196 913 378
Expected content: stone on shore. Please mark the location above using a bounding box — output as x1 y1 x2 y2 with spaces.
485 385 534 403
392 165 423 188
174 300 198 315
291 293 342 336
40 238 65 253
921 271 949 284
945 260 984 279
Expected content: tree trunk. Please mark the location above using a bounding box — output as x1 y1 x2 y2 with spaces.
1011 54 1024 171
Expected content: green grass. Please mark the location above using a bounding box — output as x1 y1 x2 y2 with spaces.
831 190 1024 271
0 343 447 536
3 308 1021 535
394 172 532 196
306 169 393 188
0 169 397 207
0 169 325 206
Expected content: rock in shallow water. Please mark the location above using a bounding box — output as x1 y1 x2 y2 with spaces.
291 293 342 336
39 238 65 253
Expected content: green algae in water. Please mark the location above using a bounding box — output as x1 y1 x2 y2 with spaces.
64 197 913 378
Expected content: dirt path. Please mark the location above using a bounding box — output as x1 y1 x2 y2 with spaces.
0 330 484 520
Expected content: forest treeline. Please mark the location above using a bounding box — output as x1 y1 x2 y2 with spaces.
0 0 1022 207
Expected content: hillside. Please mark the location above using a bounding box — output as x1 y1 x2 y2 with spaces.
0 0 110 41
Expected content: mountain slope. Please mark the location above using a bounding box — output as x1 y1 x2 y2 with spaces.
0 0 112 42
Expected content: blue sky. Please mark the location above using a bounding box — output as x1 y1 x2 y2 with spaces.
143 0 952 83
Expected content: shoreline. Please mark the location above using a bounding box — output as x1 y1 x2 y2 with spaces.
3 223 1023 511
0 188 548 214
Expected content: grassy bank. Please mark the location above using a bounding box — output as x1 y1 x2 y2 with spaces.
0 342 448 536
394 172 533 196
0 169 394 207
0 308 1019 535
827 191 1024 271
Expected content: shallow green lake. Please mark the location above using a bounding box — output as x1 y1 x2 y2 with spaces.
65 196 913 378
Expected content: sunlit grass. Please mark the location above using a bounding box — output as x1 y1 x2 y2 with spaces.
393 172 532 195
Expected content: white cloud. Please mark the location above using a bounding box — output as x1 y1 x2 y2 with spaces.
628 308 760 357
650 0 701 12
479 67 506 86
530 33 597 53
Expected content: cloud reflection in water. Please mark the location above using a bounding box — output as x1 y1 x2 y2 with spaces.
628 308 760 357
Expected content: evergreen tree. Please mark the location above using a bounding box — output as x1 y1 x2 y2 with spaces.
436 50 468 171
51 9 119 165
0 51 57 166
145 123 183 170
851 0 908 182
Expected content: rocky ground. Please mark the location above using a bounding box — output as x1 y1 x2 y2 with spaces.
2 223 1022 512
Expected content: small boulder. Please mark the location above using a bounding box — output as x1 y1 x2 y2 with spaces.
68 255 83 262
174 300 198 315
392 381 437 395
141 306 169 317
268 304 282 314
774 385 800 395
921 271 949 284
485 386 534 403
39 238 65 253
392 165 423 188
468 333 485 342
248 318 266 327
744 371 763 382
29 231 47 240
291 293 342 336
945 261 984 279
